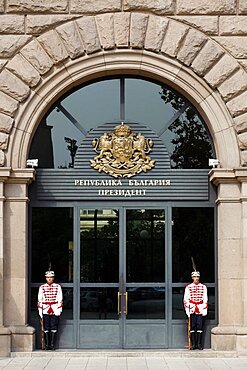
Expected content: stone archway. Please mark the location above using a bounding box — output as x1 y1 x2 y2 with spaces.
0 12 244 168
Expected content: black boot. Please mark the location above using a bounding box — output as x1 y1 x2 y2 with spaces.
44 331 50 350
50 331 57 350
190 331 197 350
197 331 203 350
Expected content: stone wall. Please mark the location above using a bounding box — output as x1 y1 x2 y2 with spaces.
0 0 246 167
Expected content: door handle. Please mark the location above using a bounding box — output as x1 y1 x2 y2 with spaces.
124 292 128 316
117 292 122 315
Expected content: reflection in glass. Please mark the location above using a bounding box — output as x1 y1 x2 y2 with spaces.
62 79 120 129
125 79 178 132
29 79 120 169
172 287 215 320
31 208 73 283
127 287 165 319
172 287 186 320
172 208 214 283
126 209 165 283
62 288 73 320
80 209 119 283
30 287 39 321
207 287 216 320
29 77 214 170
160 92 214 169
80 288 118 320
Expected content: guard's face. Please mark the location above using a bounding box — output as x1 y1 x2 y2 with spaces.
46 276 54 285
192 276 200 284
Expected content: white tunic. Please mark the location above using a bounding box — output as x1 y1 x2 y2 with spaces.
184 282 208 317
38 283 63 318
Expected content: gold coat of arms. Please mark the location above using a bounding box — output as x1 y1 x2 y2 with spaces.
90 123 155 178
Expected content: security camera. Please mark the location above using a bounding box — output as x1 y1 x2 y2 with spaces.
26 159 38 168
209 159 220 168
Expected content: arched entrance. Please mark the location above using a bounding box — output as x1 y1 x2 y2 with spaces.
1 46 241 352
0 12 245 354
28 75 216 349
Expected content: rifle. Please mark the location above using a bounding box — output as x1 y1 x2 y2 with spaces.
40 305 44 350
188 314 191 351
40 317 44 350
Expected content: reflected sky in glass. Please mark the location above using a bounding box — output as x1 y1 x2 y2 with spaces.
125 78 177 130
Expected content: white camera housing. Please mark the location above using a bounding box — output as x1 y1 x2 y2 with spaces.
26 159 38 168
209 158 220 168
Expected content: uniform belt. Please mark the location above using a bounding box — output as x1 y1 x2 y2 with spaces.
190 299 203 314
43 302 58 314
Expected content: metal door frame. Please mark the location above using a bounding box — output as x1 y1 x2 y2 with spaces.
76 204 168 348
29 200 217 349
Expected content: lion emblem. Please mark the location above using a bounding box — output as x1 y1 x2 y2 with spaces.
90 123 155 178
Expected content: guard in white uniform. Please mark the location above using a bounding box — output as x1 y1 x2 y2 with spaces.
38 271 63 350
184 270 208 350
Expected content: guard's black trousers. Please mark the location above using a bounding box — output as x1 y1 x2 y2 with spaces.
190 313 204 332
43 314 59 332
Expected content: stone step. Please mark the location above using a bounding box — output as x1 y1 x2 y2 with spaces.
10 350 241 358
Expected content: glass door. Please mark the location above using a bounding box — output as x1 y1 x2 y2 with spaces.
79 208 121 348
124 209 167 348
78 207 167 348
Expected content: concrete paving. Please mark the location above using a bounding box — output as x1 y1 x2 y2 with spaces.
1 351 247 370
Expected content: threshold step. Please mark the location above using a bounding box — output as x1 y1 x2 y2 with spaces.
10 350 240 358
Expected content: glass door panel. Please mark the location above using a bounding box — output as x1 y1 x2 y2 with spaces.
171 207 216 349
126 209 165 282
172 207 214 283
30 207 74 349
80 288 118 320
79 209 121 348
31 207 74 283
80 209 119 283
125 209 167 348
127 287 166 319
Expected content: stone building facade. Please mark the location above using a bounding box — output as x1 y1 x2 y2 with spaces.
0 0 247 356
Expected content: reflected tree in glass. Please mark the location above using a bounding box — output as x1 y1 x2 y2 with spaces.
160 88 214 169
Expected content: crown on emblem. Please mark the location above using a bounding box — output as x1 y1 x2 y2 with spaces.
114 122 131 137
